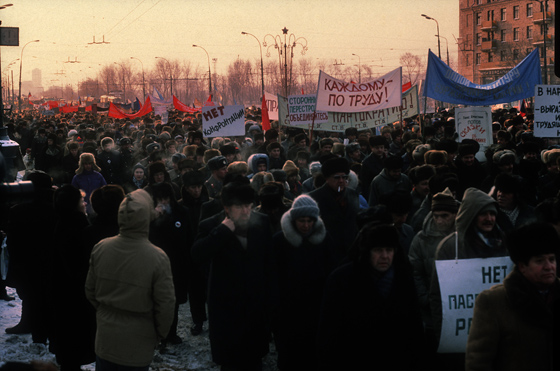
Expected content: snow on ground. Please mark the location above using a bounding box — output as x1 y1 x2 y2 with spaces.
0 288 279 370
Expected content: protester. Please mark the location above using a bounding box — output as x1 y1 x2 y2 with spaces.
71 153 107 213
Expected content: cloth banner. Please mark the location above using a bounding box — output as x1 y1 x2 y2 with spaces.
534 85 560 137
173 95 201 113
315 67 402 112
435 256 514 353
424 48 542 105
455 106 493 149
287 94 328 126
265 91 279 120
109 96 152 119
202 105 245 138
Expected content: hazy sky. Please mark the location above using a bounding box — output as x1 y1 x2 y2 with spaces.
2 0 459 91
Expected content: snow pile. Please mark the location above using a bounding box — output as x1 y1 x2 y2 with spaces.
1 288 279 370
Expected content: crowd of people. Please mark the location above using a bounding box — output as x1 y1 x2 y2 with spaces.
0 104 558 371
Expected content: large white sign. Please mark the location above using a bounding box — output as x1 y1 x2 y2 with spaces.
265 91 278 121
435 257 513 353
287 94 328 126
534 84 560 137
202 105 245 138
316 67 402 113
454 106 493 149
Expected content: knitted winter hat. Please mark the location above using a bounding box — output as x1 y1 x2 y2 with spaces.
290 195 320 221
431 187 459 213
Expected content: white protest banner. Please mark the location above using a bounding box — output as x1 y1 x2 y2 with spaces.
435 256 514 353
314 85 419 132
534 85 560 137
288 94 328 126
202 105 245 138
316 67 402 112
454 106 493 150
278 94 291 127
265 91 279 121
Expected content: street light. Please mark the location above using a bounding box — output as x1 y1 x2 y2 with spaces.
242 31 265 99
114 62 126 103
264 27 308 97
0 4 13 10
192 45 212 100
438 35 450 65
532 0 548 84
130 57 145 100
155 56 173 97
0 3 13 124
352 53 361 84
18 39 40 112
422 14 441 60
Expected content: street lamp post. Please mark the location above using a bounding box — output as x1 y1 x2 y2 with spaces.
130 57 146 100
264 27 308 97
242 31 265 99
421 14 441 60
193 45 212 100
155 57 173 98
532 0 548 84
439 35 450 65
18 39 39 112
0 3 13 124
352 53 361 83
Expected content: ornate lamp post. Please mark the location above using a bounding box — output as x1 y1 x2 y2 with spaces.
242 31 265 99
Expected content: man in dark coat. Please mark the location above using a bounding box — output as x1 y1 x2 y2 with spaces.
96 137 123 185
466 223 559 371
317 223 425 370
192 181 276 370
309 157 360 263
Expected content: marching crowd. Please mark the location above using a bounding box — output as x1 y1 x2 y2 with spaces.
0 105 559 371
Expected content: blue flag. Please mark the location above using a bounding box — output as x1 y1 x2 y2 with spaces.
424 48 541 105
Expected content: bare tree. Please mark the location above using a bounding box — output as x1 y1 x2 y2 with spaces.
99 65 117 96
400 52 424 86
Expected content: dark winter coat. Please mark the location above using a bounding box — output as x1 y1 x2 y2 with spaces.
272 212 338 370
466 269 559 371
191 211 276 366
317 251 425 370
454 157 487 200
96 149 123 185
360 152 385 201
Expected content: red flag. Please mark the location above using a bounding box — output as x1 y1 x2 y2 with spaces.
402 82 412 92
520 99 527 117
261 95 271 131
109 96 153 119
204 95 215 107
173 95 201 113
301 87 305 95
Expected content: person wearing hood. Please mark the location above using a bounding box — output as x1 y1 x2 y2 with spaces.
71 153 107 214
317 222 425 371
85 189 175 370
429 187 508 370
272 195 337 371
408 187 459 360
247 153 270 179
123 163 148 194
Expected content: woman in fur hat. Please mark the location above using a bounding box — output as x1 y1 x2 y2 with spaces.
272 195 338 371
71 153 107 214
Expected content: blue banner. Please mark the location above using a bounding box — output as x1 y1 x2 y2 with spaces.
424 49 541 105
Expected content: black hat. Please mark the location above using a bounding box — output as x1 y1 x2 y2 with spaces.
458 141 479 157
119 137 132 146
507 223 560 265
207 155 228 171
321 157 350 178
182 170 206 187
369 135 389 148
294 133 308 144
219 144 237 156
221 181 255 206
494 173 521 194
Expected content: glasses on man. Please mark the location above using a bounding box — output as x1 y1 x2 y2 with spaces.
332 175 349 180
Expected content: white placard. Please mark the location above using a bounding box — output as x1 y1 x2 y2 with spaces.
534 84 560 138
454 106 493 150
202 105 245 138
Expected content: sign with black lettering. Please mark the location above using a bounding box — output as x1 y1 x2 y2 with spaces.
534 84 560 137
455 106 493 149
435 257 513 353
202 105 245 138
265 91 278 121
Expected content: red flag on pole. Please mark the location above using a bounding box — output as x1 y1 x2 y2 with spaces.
261 95 271 131
520 99 527 117
402 82 412 92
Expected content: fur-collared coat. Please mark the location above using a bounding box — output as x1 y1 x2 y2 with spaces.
272 212 338 370
466 268 560 371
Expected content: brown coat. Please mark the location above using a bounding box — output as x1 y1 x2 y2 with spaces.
466 268 559 371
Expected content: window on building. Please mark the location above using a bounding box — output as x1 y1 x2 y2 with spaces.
501 29 506 42
500 8 506 21
476 53 481 65
527 3 533 17
476 12 481 25
513 6 519 19
513 49 519 60
513 27 520 41
527 26 533 39
466 54 470 66
500 50 507 61
487 9 494 21
477 33 482 45
488 52 494 63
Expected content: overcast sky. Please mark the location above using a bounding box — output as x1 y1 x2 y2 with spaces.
2 0 459 90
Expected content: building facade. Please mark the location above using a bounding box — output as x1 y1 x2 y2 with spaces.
458 0 556 85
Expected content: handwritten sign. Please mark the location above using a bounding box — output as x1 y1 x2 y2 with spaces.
455 106 492 149
534 84 560 138
202 105 245 138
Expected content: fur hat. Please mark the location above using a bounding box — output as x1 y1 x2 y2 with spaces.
76 153 101 174
221 181 255 206
458 141 479 157
492 149 517 165
346 142 361 154
494 173 521 194
309 161 322 176
227 161 249 176
424 150 448 166
332 143 345 157
507 223 560 265
321 157 349 178
220 144 237 156
290 194 320 221
282 160 299 178
369 135 389 148
412 144 431 163
182 170 206 187
207 156 228 171
294 133 308 144
266 142 282 152
409 164 436 184
172 153 186 164
203 149 221 164
90 185 125 217
431 187 459 213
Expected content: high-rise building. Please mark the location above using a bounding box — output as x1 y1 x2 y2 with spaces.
458 0 555 85
32 68 42 88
